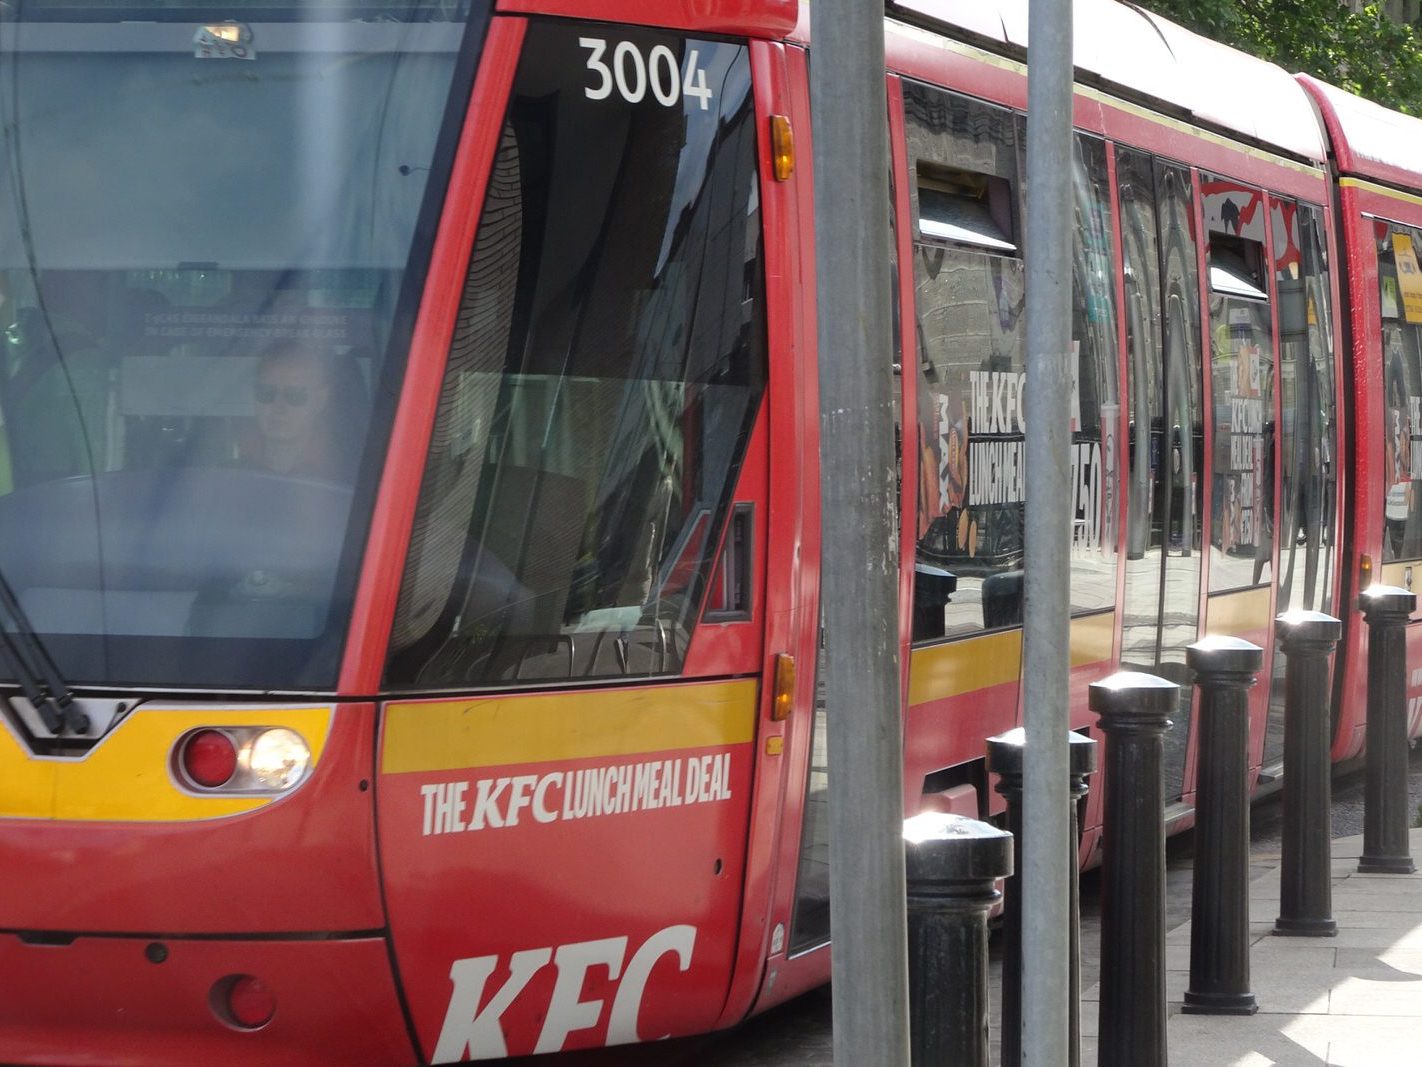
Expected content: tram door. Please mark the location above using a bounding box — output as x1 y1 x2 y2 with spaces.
1264 200 1340 766
1116 150 1205 805
371 23 770 1062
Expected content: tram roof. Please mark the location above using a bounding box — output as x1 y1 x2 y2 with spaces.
1298 74 1422 193
887 0 1327 165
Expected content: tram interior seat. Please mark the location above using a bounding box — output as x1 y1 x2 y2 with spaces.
982 569 1024 629
477 464 586 634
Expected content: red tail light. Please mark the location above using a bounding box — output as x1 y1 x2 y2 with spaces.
181 730 237 788
218 974 276 1029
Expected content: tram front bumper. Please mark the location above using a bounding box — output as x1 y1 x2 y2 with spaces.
0 931 414 1066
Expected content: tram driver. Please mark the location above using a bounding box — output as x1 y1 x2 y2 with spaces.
241 341 364 483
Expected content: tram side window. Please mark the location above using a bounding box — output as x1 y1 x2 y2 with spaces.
1377 220 1422 561
905 81 1119 641
1204 177 1276 591
384 22 766 688
905 83 1024 640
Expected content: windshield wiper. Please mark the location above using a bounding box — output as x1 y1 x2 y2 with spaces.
0 568 89 735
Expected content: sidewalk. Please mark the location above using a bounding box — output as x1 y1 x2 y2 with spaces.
1081 827 1422 1066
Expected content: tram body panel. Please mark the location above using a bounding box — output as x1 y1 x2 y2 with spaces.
1296 80 1422 756
377 683 758 1061
339 14 526 696
715 38 824 1028
1325 176 1422 757
905 636 1020 798
496 0 799 37
881 9 1339 830
0 3 1417 1063
0 935 411 1067
0 703 382 933
366 9 779 1059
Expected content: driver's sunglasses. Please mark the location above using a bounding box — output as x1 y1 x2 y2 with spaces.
255 384 311 407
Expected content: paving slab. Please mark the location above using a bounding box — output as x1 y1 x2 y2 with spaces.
1146 829 1422 1065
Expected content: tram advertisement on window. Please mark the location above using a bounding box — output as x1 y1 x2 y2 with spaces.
917 346 1110 572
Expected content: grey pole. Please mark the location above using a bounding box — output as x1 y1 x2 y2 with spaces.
1023 0 1076 1063
810 2 910 1064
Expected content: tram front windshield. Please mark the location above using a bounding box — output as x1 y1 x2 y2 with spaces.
0 3 483 689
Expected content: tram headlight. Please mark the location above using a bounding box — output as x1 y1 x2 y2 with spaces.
173 725 313 794
241 728 311 791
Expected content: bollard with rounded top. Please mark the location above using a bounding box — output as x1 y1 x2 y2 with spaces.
1358 586 1417 874
1090 671 1176 1067
903 812 1013 1067
1274 610 1343 936
987 728 1097 1067
1182 636 1262 1015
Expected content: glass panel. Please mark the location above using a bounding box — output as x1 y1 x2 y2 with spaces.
907 83 1024 641
1116 147 1165 671
0 7 472 688
1068 135 1120 615
1117 152 1203 803
1268 199 1340 766
1204 177 1275 593
789 643 830 953
1155 161 1204 801
1289 204 1339 617
1377 219 1422 562
386 22 765 687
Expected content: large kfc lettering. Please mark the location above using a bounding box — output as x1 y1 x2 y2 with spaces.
432 924 697 1061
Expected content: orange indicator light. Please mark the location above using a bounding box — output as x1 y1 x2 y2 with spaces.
770 115 795 181
771 653 796 721
1361 553 1373 587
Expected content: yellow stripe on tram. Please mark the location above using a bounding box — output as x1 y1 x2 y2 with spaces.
382 679 761 776
1378 560 1422 595
0 705 333 822
1206 586 1274 634
909 630 1023 707
907 614 1116 708
1068 612 1115 667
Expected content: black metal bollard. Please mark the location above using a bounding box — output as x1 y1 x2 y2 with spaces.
1359 586 1417 874
903 812 1013 1067
1274 610 1342 936
1090 671 1176 1067
987 728 1097 1067
1182 636 1262 1015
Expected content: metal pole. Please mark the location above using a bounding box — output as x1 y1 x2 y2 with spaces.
1023 0 1076 1063
811 2 910 1064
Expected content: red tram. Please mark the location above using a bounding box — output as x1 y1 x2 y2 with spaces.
0 0 1418 1062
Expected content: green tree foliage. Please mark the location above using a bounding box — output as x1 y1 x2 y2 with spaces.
1137 0 1422 114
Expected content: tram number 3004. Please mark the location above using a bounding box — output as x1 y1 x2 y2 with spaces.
580 37 715 110
433 924 697 1062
